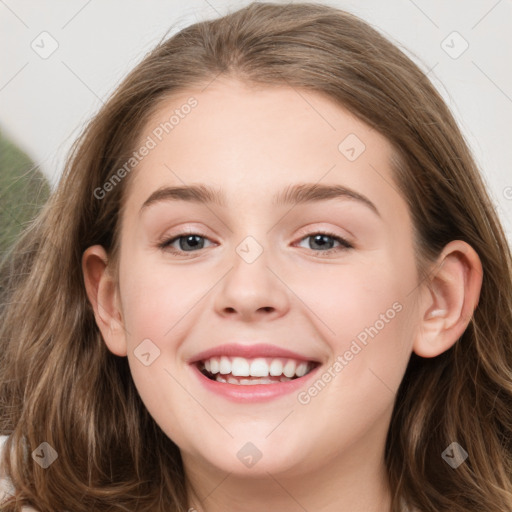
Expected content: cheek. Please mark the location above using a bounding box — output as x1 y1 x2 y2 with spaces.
287 252 410 344
292 250 416 398
119 260 207 339
295 293 414 454
125 357 193 452
118 263 198 444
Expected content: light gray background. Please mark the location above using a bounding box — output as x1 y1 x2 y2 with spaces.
1 0 511 242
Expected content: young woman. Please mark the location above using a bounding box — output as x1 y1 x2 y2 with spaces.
1 2 511 511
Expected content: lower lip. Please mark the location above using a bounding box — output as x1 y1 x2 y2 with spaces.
190 363 321 402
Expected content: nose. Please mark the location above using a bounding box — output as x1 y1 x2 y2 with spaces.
213 241 290 322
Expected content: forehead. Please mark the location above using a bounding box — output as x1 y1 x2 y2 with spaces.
125 79 400 216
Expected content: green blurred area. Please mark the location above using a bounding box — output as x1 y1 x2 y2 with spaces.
0 130 50 257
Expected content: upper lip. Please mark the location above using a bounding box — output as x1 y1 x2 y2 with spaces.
188 343 321 364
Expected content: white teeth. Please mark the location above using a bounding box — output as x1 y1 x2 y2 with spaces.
250 358 269 377
231 357 250 376
239 377 273 385
219 356 231 375
200 356 315 380
283 360 297 378
269 359 283 376
210 357 219 374
224 375 293 385
295 362 308 377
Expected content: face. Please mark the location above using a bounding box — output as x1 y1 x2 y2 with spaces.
100 78 423 479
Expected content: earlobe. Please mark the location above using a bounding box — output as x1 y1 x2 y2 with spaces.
413 240 483 358
82 245 128 357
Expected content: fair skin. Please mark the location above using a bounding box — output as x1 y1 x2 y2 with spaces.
83 78 482 512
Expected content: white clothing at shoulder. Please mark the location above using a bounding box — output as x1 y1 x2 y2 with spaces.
0 434 40 512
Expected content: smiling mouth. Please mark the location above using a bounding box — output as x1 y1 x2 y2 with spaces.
196 356 319 385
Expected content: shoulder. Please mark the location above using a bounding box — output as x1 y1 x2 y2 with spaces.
0 434 41 512
0 435 15 502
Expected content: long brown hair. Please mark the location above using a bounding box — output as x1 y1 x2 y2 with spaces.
1 2 511 511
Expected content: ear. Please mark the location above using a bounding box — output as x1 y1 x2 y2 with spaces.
413 240 483 358
82 245 127 357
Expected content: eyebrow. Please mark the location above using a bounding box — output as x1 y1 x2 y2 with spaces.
140 182 380 217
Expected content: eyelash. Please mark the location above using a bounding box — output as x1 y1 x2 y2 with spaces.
157 230 353 258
